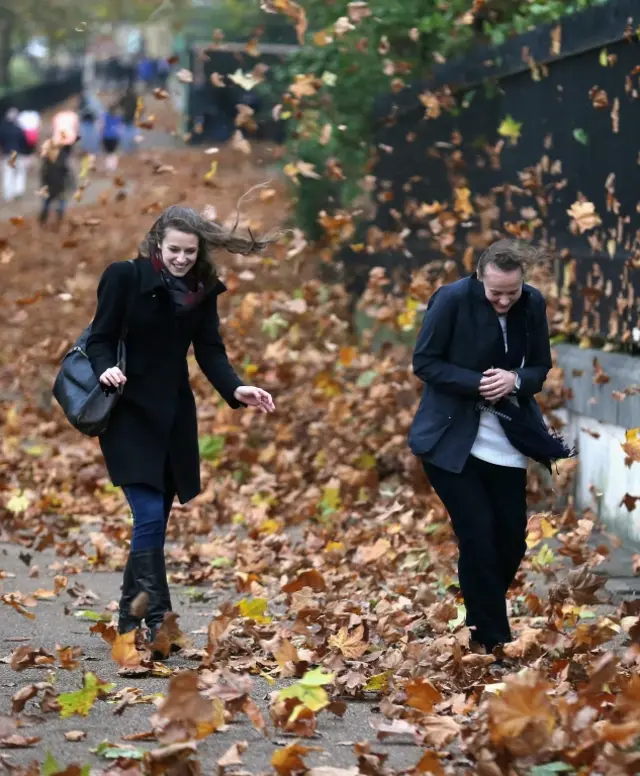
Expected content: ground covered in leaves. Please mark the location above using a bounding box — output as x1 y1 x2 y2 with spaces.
0 121 639 776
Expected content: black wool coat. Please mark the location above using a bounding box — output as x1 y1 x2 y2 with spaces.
408 274 552 473
86 257 243 503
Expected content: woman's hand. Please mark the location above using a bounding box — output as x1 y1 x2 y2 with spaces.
479 368 516 403
234 386 275 413
99 366 127 389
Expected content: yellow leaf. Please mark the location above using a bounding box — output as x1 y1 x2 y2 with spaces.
6 491 30 515
364 671 393 692
532 543 555 567
540 517 558 539
203 160 218 181
454 186 474 218
321 485 341 510
498 115 522 144
238 598 272 624
357 453 377 470
259 518 282 535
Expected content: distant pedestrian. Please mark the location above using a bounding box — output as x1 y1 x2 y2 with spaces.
101 105 123 172
157 58 170 89
39 141 74 228
17 109 41 163
0 108 27 202
52 109 79 152
78 91 103 155
118 85 138 154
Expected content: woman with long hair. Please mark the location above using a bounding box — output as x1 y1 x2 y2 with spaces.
409 239 572 656
86 202 276 656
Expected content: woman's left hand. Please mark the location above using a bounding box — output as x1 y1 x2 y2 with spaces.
234 386 276 413
479 368 516 403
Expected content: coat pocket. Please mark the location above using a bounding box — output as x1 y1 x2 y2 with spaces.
408 410 454 457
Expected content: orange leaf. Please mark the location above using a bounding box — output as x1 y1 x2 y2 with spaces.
405 679 442 713
338 346 357 366
282 569 327 594
111 631 142 668
271 741 319 776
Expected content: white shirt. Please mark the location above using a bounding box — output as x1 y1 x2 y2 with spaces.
470 315 528 469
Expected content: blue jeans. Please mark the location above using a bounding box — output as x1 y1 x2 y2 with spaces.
79 121 99 154
123 472 175 551
121 123 136 153
39 196 66 224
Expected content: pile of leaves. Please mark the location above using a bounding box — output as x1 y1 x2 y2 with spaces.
0 94 639 775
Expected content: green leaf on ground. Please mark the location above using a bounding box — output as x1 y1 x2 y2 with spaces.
277 667 336 717
58 673 115 719
73 610 112 622
530 763 575 776
198 434 226 461
356 370 377 388
92 740 145 760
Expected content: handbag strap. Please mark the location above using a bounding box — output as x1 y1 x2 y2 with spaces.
120 259 140 340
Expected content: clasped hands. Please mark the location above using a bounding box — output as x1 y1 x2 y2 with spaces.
479 368 517 404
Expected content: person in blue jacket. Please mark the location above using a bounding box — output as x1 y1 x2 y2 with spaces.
101 104 124 172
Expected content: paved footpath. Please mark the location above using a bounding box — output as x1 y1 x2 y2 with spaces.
0 526 638 774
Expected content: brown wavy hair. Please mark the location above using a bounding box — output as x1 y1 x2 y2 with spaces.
477 239 548 278
139 185 280 286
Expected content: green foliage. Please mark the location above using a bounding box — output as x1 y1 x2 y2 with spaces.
277 0 610 238
198 434 226 462
42 752 90 776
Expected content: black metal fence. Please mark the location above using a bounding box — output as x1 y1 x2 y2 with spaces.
0 70 82 117
349 0 640 348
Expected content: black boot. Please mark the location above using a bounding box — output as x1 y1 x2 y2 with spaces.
129 548 171 657
117 555 141 634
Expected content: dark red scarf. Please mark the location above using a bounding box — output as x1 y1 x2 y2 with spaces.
152 252 206 314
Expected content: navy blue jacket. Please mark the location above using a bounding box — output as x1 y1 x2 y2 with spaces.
0 119 26 156
408 274 552 472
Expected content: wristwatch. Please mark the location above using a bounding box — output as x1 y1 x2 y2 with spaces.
510 371 521 394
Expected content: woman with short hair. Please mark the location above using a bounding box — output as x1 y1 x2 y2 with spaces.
409 239 571 654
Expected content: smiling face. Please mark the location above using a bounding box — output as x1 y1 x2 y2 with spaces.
160 228 199 277
480 262 524 314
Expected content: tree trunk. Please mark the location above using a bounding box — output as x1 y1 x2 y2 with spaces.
0 13 14 90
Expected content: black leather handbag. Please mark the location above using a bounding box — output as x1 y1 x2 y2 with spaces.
52 260 139 437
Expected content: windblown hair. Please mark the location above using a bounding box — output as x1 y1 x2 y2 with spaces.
139 184 280 286
477 239 547 278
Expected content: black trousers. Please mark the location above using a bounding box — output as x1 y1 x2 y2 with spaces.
422 455 527 652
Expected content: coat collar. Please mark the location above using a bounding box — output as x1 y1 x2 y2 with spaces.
135 256 227 297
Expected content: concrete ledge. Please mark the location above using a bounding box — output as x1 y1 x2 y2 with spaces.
553 344 640 430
